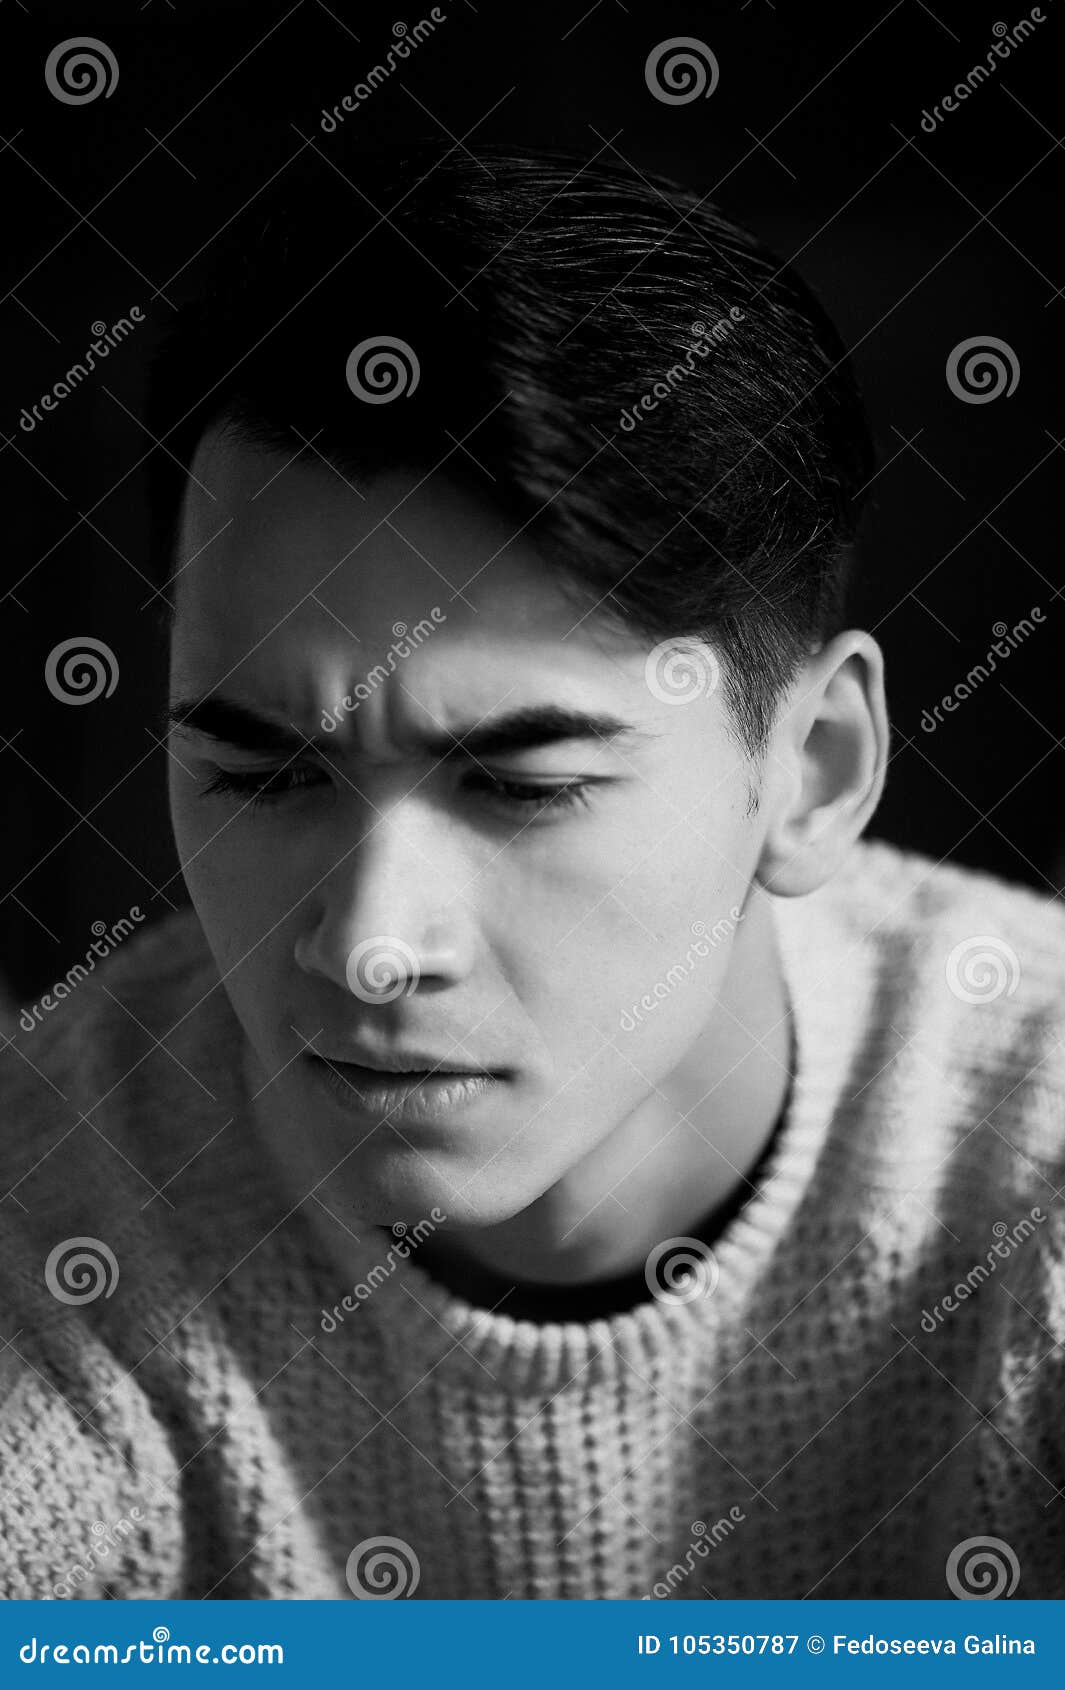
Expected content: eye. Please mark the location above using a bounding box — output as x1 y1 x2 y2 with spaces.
465 774 598 819
197 764 605 822
198 765 327 810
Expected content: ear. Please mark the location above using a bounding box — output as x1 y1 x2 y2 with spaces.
753 631 889 898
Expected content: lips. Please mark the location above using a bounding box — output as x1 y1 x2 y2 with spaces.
303 1053 502 1125
312 1048 488 1076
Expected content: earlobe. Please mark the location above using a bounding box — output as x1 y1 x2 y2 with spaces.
756 800 859 898
753 631 889 899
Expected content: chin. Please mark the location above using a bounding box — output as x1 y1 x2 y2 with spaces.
324 1144 546 1232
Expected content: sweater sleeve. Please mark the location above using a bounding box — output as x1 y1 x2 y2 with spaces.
0 955 194 1599
0 1238 188 1600
1027 1200 1065 1481
970 1193 1065 1594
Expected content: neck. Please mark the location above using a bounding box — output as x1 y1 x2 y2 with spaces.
414 885 792 1295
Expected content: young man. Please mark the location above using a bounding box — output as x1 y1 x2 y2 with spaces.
2 144 1063 1602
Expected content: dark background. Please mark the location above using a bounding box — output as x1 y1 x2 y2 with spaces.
2 0 1063 1003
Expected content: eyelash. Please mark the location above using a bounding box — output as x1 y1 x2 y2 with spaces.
198 765 597 819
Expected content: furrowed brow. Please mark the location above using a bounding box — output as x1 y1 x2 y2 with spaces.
164 697 324 754
435 705 651 760
163 697 655 760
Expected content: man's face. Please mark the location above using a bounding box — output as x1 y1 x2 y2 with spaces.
167 430 768 1227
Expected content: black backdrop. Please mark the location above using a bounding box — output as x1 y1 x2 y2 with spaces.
2 0 1063 1002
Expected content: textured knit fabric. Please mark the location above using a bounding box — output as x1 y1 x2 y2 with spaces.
1 838 1064 1601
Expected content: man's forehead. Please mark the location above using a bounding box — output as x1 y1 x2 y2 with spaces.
169 429 729 756
171 429 645 705
176 425 571 635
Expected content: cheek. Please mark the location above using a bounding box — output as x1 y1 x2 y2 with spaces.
169 777 296 999
168 767 220 875
492 798 754 1062
171 791 245 925
555 875 741 1048
170 769 288 903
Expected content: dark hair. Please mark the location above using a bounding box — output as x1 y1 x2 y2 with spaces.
146 140 874 754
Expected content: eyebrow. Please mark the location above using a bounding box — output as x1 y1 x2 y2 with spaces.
163 695 653 761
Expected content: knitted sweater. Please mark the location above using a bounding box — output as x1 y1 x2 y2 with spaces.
2 839 1064 1602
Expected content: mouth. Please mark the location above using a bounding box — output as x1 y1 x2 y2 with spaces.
302 1053 503 1125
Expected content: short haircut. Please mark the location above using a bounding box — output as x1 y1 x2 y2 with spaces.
146 140 874 754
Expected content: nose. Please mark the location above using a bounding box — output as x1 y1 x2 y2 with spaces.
293 807 475 1002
